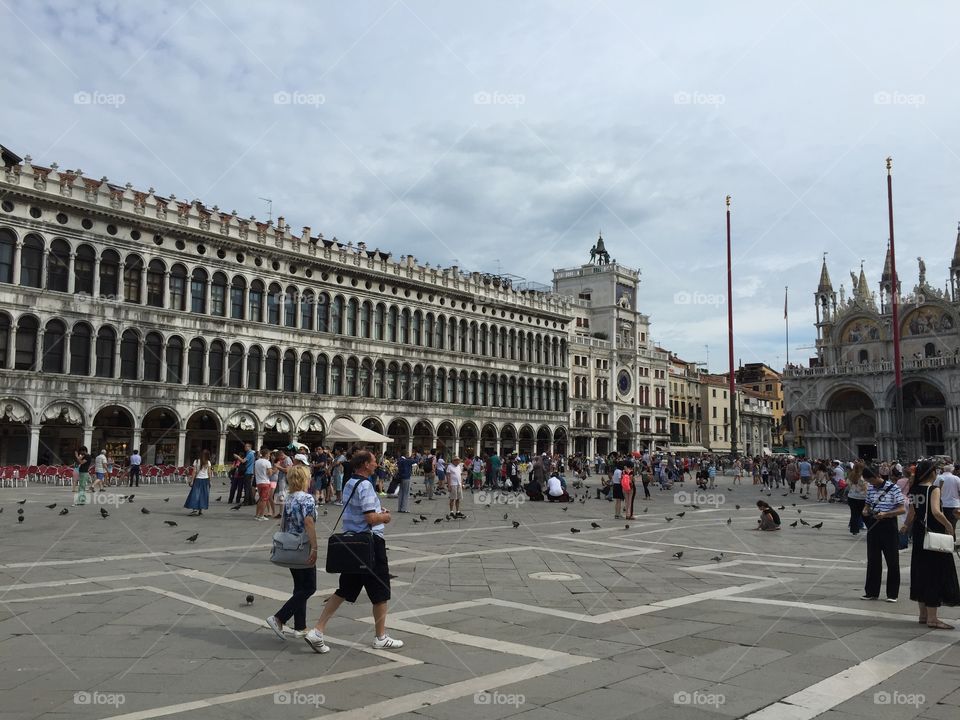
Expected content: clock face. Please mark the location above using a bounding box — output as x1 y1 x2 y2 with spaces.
617 370 631 395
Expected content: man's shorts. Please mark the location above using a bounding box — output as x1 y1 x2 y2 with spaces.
335 535 391 604
256 483 271 499
801 477 812 484
448 484 463 501
612 485 625 500
96 472 105 481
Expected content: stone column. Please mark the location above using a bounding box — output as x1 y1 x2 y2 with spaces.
202 346 210 385
177 429 187 466
217 432 227 465
5 324 15 369
35 328 44 372
82 426 93 452
255 431 264 451
88 330 97 377
112 337 121 379
139 264 148 305
204 279 211 315
162 271 171 309
132 428 142 454
28 425 40 465
41 249 49 289
92 258 101 297
159 341 168 383
12 242 22 286
63 331 72 374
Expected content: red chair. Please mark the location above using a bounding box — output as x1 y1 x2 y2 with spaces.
26 465 39 483
145 466 160 485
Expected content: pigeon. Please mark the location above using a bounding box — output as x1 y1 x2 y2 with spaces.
185 533 199 542
782 493 789 497
419 515 427 521
164 520 178 527
800 518 810 526
777 505 785 511
415 499 422 505
676 512 686 518
591 522 601 529
163 498 170 502
812 522 823 529
710 553 724 563
245 594 255 605
503 513 509 520
434 518 443 524
791 503 797 507
665 517 673 522
0 507 3 513
215 496 222 502
126 495 135 502
100 508 109 518
797 509 801 514
672 551 684 559
643 507 648 513
16 499 26 505
141 507 150 514
735 505 741 510
512 521 520 528
16 508 24 516
59 508 69 516
624 524 630 529
690 504 700 510
45 503 57 509
562 507 568 512
230 505 242 511
412 519 420 524
790 520 798 527
18 515 24 524
570 528 581 533
726 518 732 525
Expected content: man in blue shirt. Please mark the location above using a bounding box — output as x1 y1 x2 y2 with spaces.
233 443 256 506
862 466 906 602
305 450 404 653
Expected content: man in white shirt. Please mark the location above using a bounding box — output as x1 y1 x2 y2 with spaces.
91 449 108 491
129 449 142 487
254 449 275 521
446 457 465 519
546 473 571 503
937 464 960 529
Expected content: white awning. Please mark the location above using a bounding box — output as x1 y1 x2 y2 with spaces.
669 445 710 453
324 418 393 444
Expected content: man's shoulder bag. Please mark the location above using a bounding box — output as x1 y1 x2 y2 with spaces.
326 478 377 574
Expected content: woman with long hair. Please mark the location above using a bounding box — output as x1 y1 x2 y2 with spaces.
846 460 868 536
184 448 212 516
901 460 959 629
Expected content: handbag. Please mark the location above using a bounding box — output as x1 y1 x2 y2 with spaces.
325 477 376 574
270 502 314 569
863 482 895 529
922 488 954 553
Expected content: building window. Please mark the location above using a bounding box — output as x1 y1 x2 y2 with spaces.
230 276 246 319
41 319 66 373
95 327 115 378
169 266 187 311
249 281 264 322
228 343 243 388
284 287 297 328
146 260 164 307
267 284 281 325
70 323 91 375
0 229 14 283
47 239 70 292
74 244 95 294
144 332 163 381
209 341 225 387
211 273 227 316
120 330 138 379
100 250 120 297
190 269 207 313
20 235 44 288
165 337 183 383
124 255 143 303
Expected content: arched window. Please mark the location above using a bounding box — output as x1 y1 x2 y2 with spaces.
124 255 143 303
166 336 184 383
424 314 434 348
360 301 372 339
360 359 372 397
228 343 244 388
100 250 120 297
479 325 488 356
190 268 208 313
331 357 343 395
42 319 66 373
267 283 281 325
209 340 225 387
144 332 163 381
247 347 262 389
47 239 70 292
858 349 869 363
374 303 385 340
331 296 344 334
230 276 246 319
299 351 312 393
449 317 458 349
249 280 264 322
210 272 227 317
95 327 115 378
282 350 296 392
459 320 468 353
120 330 139 379
169 265 187 311
0 229 14 284
300 290 315 330
74 244 96 295
345 357 358 396
20 235 44 288
346 298 358 336
70 323 92 375
387 306 398 342
400 309 410 344
413 365 423 401
146 259 164 307
374 360 386 399
14 316 38 370
924 342 936 358
317 293 329 332
316 355 328 394
435 315 445 349
387 362 398 399
265 347 281 390
188 338 205 385
284 286 297 328
457 372 467 404
411 311 422 346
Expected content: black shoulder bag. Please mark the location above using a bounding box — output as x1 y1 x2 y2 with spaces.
325 477 377 574
863 482 894 529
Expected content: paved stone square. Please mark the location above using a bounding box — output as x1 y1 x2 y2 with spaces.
1 475 958 719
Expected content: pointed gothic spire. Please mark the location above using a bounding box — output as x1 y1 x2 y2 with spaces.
817 254 833 293
952 222 960 269
881 242 892 283
856 261 871 301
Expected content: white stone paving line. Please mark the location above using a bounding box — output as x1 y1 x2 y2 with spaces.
388 544 660 566
0 569 176 593
0 544 273 569
720 595 956 622
743 632 960 720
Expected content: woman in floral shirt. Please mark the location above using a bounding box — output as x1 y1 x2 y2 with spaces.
266 466 318 640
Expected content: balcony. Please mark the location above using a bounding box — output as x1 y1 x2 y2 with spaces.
784 355 960 378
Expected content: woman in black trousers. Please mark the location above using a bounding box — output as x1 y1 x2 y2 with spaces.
267 466 318 639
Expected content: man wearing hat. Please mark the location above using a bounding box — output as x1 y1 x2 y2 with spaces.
861 465 906 602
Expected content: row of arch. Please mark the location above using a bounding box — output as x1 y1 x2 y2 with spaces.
0 229 567 367
0 314 569 412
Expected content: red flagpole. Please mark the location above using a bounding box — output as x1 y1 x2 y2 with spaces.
726 195 737 457
887 158 903 449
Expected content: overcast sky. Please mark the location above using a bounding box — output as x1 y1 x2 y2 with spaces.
4 1 960 371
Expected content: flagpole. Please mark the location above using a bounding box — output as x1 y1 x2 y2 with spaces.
726 195 737 459
785 286 790 368
887 157 903 458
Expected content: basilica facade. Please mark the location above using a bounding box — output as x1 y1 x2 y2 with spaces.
783 234 960 461
0 154 572 466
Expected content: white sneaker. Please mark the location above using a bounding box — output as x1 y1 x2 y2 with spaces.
266 616 286 640
304 629 330 653
372 634 404 650
286 628 307 638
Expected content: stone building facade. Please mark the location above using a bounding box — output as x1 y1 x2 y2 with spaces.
784 238 960 461
0 156 572 466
